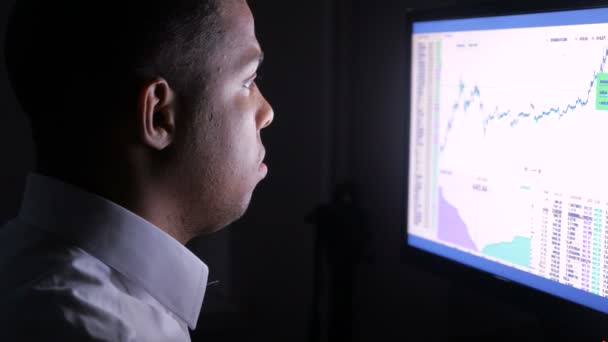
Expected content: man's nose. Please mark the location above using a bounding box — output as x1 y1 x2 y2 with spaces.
258 95 274 129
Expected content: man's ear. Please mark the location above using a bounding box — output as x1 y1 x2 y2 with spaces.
137 78 176 150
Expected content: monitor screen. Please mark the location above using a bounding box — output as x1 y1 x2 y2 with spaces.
407 6 608 314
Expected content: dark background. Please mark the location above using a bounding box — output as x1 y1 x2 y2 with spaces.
0 0 596 341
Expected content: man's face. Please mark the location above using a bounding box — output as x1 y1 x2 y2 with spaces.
175 0 273 234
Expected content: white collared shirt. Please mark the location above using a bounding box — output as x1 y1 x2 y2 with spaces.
0 173 209 341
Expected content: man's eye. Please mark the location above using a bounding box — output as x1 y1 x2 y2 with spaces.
244 74 257 89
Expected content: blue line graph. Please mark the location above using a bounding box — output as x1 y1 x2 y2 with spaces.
440 48 608 153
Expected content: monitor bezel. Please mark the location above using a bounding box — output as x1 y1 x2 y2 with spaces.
401 0 608 337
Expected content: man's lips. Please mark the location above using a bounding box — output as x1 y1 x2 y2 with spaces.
258 148 267 172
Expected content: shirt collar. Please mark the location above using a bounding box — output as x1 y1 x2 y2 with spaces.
17 173 208 330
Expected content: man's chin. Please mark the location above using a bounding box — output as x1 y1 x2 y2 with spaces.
203 197 252 234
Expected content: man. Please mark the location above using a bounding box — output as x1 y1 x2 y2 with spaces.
0 0 273 340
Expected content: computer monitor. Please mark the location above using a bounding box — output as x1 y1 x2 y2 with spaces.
405 0 608 329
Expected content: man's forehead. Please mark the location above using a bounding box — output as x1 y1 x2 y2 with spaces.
200 0 261 74
218 0 255 33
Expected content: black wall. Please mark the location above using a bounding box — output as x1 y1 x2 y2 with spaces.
0 0 33 225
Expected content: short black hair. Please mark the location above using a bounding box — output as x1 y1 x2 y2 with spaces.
4 0 223 167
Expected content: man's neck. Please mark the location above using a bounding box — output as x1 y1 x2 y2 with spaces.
35 166 193 245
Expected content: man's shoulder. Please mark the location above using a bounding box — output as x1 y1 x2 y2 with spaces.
0 218 135 304
0 221 137 340
0 219 192 341
0 280 134 341
0 219 116 293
